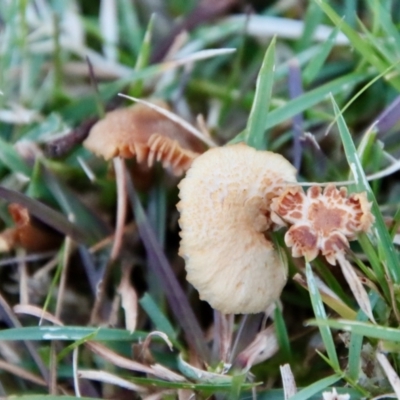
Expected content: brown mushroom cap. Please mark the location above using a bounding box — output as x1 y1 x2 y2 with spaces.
83 100 204 172
177 143 297 314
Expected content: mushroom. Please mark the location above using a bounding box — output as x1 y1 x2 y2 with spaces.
177 143 297 314
83 100 202 175
271 184 374 265
0 203 62 252
271 184 376 321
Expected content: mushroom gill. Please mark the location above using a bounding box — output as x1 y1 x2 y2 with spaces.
177 143 297 314
82 100 203 175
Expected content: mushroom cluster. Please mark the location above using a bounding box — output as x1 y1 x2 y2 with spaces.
177 143 297 314
178 143 375 317
83 100 202 175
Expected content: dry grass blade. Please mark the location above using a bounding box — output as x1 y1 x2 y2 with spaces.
336 253 375 323
234 325 279 371
78 369 147 393
212 311 234 364
55 235 74 320
280 363 297 399
86 342 154 374
143 331 174 352
87 342 186 382
226 15 349 43
293 273 357 320
0 358 46 387
376 350 400 399
13 304 63 326
73 347 80 397
0 293 49 384
118 94 217 147
118 263 138 333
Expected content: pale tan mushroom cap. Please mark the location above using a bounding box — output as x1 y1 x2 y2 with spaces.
177 143 297 314
83 100 204 169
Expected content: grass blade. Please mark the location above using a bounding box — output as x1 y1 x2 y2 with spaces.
0 326 147 341
308 319 400 342
331 95 400 284
316 0 400 91
126 170 210 362
305 262 340 370
139 293 177 341
288 374 342 400
303 27 339 85
245 37 276 149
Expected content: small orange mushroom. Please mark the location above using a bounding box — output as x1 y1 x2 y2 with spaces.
177 143 297 314
83 100 203 175
0 203 62 252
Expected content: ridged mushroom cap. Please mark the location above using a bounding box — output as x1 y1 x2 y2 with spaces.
83 100 203 172
177 143 297 314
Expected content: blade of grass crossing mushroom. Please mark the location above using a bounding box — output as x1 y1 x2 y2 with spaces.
331 96 400 284
245 36 276 150
305 262 340 370
126 169 210 362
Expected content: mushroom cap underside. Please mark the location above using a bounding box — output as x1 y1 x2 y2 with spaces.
83 101 204 161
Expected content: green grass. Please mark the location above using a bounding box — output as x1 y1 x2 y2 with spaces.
1 0 400 398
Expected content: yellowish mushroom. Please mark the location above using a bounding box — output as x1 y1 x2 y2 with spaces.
177 143 297 314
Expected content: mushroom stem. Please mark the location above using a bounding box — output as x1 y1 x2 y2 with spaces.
110 157 128 261
212 311 234 364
